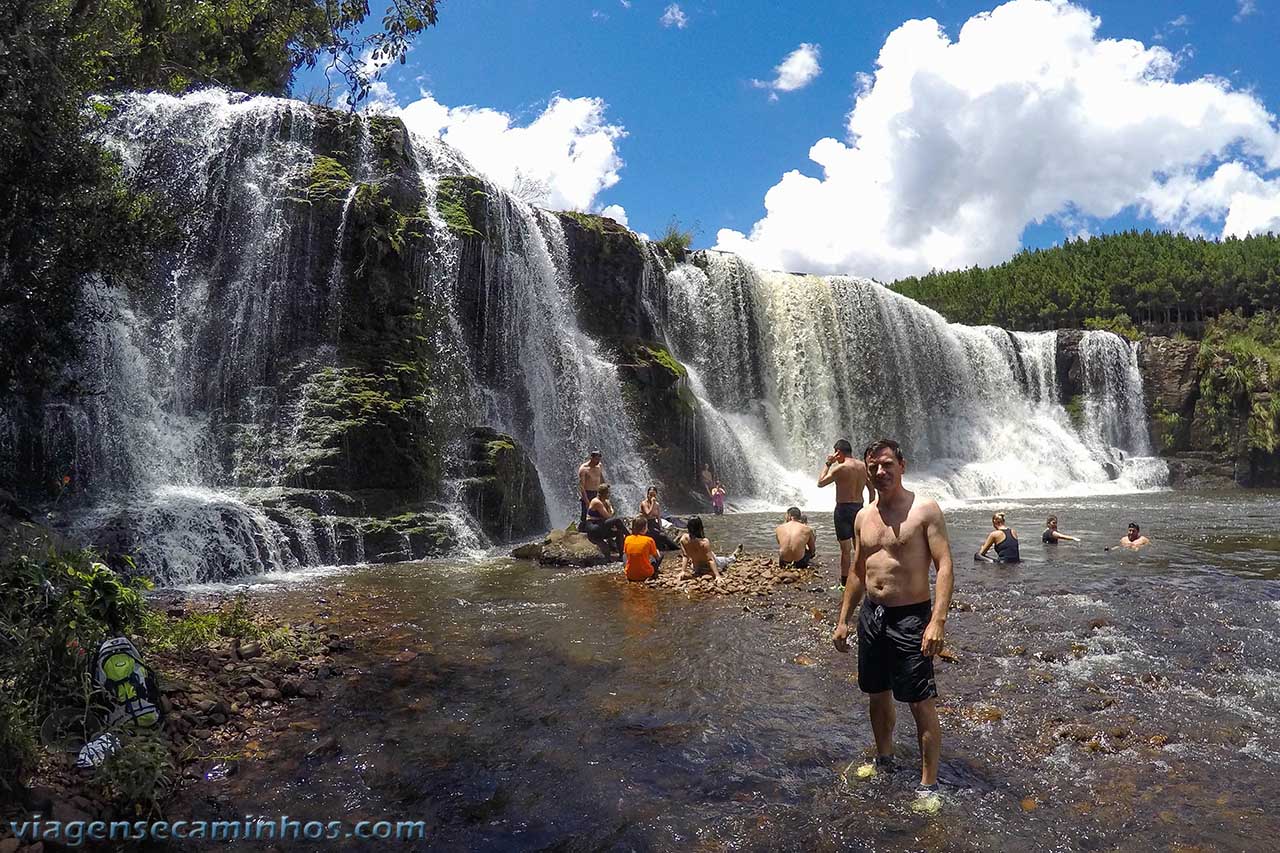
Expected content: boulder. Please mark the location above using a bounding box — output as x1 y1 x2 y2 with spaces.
533 529 613 567
1055 329 1085 401
359 511 459 563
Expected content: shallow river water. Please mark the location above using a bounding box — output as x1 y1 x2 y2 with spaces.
188 490 1280 851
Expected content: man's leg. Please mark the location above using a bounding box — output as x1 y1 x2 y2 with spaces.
909 698 941 786
869 690 896 760
579 496 588 526
838 538 852 584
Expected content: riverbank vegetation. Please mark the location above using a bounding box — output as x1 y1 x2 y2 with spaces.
1 0 440 390
1195 311 1280 455
1 547 346 821
892 231 1280 332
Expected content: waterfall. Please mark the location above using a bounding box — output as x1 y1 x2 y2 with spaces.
435 177 653 519
1079 331 1153 455
663 258 1166 505
0 90 1171 585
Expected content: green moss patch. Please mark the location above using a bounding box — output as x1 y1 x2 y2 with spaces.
301 155 354 204
436 175 487 239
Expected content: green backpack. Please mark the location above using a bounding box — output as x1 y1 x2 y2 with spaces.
94 636 163 729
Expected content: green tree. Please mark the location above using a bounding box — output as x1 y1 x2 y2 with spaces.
0 0 441 391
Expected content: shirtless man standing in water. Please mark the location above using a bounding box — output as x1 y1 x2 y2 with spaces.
832 438 955 814
578 451 605 526
817 439 874 586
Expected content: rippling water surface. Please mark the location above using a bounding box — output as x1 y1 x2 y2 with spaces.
196 490 1280 851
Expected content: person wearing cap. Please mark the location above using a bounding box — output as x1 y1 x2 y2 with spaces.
578 450 606 526
1118 522 1150 550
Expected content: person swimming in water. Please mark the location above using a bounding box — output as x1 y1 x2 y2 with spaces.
677 516 742 581
1115 522 1150 550
1042 515 1080 544
975 513 1020 563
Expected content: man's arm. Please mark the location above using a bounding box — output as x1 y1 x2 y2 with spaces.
807 527 817 556
832 514 867 651
922 501 954 658
861 461 876 503
578 466 587 498
817 458 838 487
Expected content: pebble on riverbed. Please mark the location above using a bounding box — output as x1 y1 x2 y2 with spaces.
622 552 821 597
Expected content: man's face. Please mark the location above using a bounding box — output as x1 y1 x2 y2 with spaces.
869 448 903 491
589 454 602 467
833 448 846 463
1127 526 1139 540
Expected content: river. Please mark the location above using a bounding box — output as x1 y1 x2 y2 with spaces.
179 488 1280 851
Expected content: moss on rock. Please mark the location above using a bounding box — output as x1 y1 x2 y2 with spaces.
304 155 353 203
283 367 442 493
436 175 488 240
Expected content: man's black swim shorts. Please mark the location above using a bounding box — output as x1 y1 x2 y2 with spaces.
857 598 937 703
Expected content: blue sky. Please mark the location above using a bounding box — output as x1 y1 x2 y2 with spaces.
300 0 1280 280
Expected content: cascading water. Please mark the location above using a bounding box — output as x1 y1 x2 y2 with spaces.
1 89 1170 585
438 177 653 519
1079 331 1153 455
662 257 1167 506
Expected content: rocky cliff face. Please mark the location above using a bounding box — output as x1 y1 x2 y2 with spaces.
1137 335 1280 487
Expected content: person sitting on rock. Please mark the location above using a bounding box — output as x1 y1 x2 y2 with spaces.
678 516 742 581
582 484 627 556
975 512 1020 563
1042 515 1080 544
623 516 662 581
776 506 816 568
639 486 678 550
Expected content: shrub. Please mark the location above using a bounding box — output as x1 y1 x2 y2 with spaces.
0 552 149 719
1084 313 1141 341
0 700 36 799
655 217 694 259
91 729 175 816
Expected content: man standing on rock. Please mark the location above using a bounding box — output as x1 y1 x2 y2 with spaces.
817 439 873 587
832 438 955 815
578 450 605 526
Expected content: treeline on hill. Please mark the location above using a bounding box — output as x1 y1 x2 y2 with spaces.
0 0 439 391
892 231 1280 334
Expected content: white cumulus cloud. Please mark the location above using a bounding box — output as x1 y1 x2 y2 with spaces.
397 93 627 212
715 0 1280 280
753 43 822 99
660 4 688 29
1235 0 1257 22
600 204 629 225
